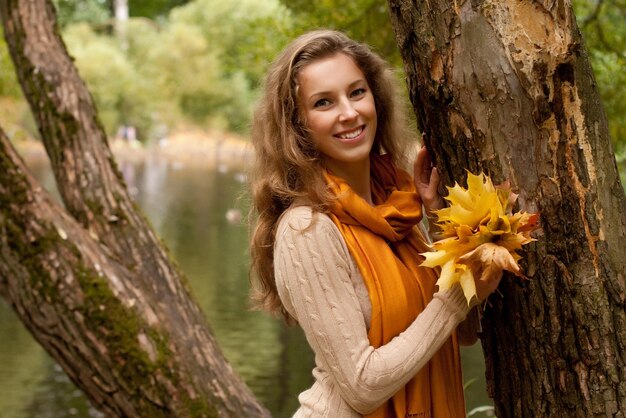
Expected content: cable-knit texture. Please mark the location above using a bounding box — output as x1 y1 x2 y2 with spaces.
274 206 472 417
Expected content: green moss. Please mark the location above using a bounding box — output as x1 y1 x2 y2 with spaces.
181 394 219 418
0 181 221 415
3 218 66 300
75 264 176 414
84 198 104 217
0 157 30 212
77 264 169 364
76 264 224 416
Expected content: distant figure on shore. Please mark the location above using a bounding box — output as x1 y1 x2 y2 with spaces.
117 124 138 145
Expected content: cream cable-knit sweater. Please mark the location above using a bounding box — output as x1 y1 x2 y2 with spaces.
274 206 474 418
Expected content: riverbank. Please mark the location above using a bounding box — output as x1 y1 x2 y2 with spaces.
14 128 253 172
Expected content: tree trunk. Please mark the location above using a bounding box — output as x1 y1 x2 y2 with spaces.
113 0 129 46
0 0 270 416
387 0 626 417
114 0 129 22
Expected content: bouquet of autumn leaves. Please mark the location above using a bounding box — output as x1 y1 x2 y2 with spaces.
421 172 540 304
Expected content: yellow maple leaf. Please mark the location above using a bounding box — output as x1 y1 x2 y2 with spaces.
420 172 540 304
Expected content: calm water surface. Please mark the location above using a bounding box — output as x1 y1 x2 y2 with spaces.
0 153 492 417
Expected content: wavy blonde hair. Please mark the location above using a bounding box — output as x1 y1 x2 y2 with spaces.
249 29 411 319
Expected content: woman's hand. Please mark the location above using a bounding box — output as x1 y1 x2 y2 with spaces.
413 142 446 216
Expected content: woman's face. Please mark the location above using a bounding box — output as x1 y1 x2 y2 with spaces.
297 53 377 177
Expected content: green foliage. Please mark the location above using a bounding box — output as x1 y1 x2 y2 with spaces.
591 51 626 150
574 0 626 153
280 0 400 66
0 28 21 97
46 0 292 138
63 23 158 138
53 0 110 27
169 0 292 87
129 0 191 20
0 28 37 142
152 0 291 130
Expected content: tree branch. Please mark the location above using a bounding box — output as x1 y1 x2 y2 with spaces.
0 124 270 416
0 0 122 229
0 0 177 285
0 0 271 414
0 126 168 416
0 0 203 372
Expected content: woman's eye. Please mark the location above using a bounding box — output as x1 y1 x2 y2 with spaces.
314 98 331 108
351 88 366 97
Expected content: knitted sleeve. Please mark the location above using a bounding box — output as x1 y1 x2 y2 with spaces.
274 207 472 415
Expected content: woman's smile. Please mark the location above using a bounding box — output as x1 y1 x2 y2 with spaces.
335 125 366 142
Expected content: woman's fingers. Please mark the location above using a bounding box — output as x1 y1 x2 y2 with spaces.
414 146 433 185
414 145 446 213
430 166 440 190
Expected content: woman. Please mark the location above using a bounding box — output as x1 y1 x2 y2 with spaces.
249 30 501 418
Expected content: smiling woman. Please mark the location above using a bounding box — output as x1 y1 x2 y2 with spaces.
248 30 503 418
297 53 377 204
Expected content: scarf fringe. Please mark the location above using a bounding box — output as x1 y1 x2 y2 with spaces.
407 413 430 418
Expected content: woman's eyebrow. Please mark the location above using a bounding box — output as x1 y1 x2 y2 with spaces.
307 79 367 100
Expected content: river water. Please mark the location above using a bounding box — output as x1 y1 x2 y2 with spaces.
0 152 493 417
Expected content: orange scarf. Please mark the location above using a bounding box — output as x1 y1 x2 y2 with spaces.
325 154 465 418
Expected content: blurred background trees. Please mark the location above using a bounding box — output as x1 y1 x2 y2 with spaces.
0 1 623 417
0 0 624 171
1 0 293 140
576 0 626 159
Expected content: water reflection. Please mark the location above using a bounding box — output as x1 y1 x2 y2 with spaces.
0 154 490 417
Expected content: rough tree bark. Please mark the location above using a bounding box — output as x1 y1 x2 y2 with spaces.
387 0 626 416
0 0 270 416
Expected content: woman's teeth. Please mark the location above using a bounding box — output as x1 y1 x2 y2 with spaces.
337 127 363 139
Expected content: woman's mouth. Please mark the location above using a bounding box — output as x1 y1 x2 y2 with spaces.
335 126 365 142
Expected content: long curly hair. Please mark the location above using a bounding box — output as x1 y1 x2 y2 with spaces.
249 29 411 319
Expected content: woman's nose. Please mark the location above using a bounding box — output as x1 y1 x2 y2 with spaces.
338 99 358 122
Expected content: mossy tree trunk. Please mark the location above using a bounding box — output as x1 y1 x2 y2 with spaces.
387 0 626 416
0 0 270 417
